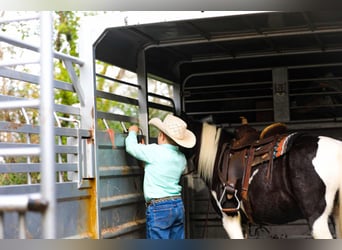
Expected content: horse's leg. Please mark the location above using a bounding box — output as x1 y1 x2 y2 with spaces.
211 190 244 239
311 213 333 239
310 136 342 238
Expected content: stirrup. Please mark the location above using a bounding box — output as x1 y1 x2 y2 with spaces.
219 188 241 213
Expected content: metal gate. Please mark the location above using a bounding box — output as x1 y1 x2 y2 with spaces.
0 12 96 239
0 11 177 239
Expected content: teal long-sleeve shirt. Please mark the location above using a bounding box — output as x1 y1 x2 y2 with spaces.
125 131 186 202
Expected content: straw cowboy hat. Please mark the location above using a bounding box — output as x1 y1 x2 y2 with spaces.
149 114 196 148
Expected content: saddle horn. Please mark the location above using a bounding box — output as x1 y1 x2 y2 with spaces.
240 116 248 125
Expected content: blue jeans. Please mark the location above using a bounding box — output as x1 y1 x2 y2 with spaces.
145 197 185 239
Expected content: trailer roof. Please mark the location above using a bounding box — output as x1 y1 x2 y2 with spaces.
93 11 342 128
95 11 342 83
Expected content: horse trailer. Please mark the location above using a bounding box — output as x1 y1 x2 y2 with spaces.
0 11 342 238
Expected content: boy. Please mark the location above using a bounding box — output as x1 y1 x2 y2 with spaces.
125 114 196 239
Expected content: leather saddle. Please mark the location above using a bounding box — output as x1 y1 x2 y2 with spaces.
217 117 287 218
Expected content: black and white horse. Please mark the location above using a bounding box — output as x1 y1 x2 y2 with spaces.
183 119 342 239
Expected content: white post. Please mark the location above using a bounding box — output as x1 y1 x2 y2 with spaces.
40 11 56 239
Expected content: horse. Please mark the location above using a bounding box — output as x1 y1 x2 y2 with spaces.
182 116 342 239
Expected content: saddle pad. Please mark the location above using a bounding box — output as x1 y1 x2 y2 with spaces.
274 132 297 158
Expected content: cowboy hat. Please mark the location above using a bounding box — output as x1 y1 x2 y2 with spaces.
149 114 196 148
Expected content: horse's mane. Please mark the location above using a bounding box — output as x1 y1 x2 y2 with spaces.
198 122 221 183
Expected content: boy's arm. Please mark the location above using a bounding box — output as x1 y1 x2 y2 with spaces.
125 125 151 162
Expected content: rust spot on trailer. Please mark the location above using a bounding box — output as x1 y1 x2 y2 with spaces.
121 165 131 175
101 219 146 238
86 179 98 238
87 129 95 144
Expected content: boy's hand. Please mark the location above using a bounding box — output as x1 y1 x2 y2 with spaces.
128 125 145 144
128 125 139 133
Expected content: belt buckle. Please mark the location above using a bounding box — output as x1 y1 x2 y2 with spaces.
145 200 152 207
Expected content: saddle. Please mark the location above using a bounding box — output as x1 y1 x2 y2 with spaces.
217 117 287 220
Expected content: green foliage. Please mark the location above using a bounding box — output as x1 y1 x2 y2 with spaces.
54 11 79 57
0 173 41 185
54 11 80 107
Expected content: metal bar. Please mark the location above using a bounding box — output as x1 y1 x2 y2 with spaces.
0 14 39 24
19 212 26 239
148 102 174 113
137 50 149 142
185 80 272 90
184 95 271 103
289 91 342 97
144 26 342 49
0 33 84 66
289 76 342 83
290 103 342 109
186 107 273 116
173 81 182 115
183 66 272 84
95 73 140 88
180 47 342 65
101 219 146 239
39 11 56 239
0 67 75 91
0 59 40 68
64 60 85 106
0 99 40 109
0 163 77 173
100 193 144 209
102 119 109 130
97 111 139 124
0 144 80 155
54 113 64 183
148 92 175 107
0 193 46 212
55 115 80 128
273 67 290 122
21 108 32 184
0 121 89 137
96 90 139 106
0 212 3 239
0 147 40 156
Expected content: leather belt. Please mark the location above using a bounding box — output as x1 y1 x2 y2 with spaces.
145 195 181 207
